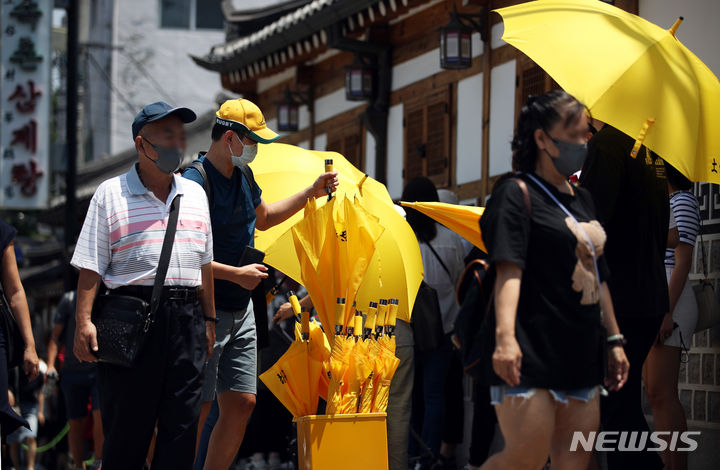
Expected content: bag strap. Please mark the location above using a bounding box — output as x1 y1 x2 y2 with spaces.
148 195 181 329
424 239 452 281
699 216 710 281
188 160 213 207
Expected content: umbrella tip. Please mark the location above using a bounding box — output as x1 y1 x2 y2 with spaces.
669 17 683 37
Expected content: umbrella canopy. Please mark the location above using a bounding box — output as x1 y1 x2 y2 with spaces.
251 144 394 256
495 0 720 183
401 201 486 252
254 143 423 323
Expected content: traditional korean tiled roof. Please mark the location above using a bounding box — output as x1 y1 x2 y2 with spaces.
192 0 408 80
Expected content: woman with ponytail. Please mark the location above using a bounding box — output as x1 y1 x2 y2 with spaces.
478 90 629 469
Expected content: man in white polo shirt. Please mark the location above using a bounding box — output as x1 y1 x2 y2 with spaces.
72 102 216 470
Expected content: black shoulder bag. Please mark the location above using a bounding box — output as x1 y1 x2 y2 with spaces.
91 195 180 367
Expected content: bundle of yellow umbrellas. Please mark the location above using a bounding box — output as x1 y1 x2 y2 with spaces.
257 159 414 416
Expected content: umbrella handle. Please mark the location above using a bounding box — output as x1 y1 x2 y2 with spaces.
325 159 334 200
630 118 655 159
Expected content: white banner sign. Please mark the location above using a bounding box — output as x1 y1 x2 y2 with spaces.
0 0 51 209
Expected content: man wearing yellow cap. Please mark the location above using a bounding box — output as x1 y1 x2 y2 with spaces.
184 99 338 470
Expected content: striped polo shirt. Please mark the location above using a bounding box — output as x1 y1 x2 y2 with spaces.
664 191 701 268
71 164 213 288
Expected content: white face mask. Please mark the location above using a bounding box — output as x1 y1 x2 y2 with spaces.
229 140 258 167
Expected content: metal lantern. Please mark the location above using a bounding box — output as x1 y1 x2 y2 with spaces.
439 7 473 70
277 88 300 132
344 56 373 101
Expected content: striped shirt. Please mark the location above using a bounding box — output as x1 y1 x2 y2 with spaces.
71 164 213 288
664 191 701 267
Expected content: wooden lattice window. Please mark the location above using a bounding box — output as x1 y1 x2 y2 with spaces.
515 53 560 123
327 121 364 170
403 88 451 188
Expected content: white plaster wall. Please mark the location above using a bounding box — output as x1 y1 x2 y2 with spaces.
314 88 363 123
392 32 482 92
639 0 720 76
298 140 309 149
386 103 404 199
314 133 327 152
365 130 376 178
456 73 483 185
110 0 224 153
491 21 507 50
488 60 516 177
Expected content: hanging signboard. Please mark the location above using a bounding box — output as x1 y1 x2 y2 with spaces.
0 0 51 209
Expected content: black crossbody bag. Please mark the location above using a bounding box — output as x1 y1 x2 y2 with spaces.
91 195 180 367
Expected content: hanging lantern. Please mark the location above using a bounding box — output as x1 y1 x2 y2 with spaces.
344 55 374 101
277 87 300 132
439 6 473 70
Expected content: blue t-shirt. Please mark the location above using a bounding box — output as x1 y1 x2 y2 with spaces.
183 154 262 311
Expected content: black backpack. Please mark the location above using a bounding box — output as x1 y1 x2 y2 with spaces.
185 158 254 208
452 176 531 380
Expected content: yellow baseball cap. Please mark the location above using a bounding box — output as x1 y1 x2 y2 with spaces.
215 98 279 144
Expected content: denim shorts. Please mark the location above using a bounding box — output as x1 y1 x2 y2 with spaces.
202 303 257 401
490 385 606 405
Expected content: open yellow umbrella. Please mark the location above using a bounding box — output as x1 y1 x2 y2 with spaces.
495 0 720 183
401 202 486 252
251 144 394 261
251 143 423 323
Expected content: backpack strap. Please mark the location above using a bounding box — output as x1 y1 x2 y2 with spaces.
187 160 213 207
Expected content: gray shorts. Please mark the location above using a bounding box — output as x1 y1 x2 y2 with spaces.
202 302 257 401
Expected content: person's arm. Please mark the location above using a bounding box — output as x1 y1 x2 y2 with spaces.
667 226 679 249
273 294 314 324
200 263 216 359
658 242 694 343
492 261 523 387
46 323 64 378
211 261 268 290
73 269 101 362
255 171 338 230
1 242 39 379
599 282 630 391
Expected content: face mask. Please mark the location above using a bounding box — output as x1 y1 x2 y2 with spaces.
143 138 183 174
549 138 587 177
231 141 258 167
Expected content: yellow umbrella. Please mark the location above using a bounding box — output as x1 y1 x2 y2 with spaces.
353 202 423 323
401 202 486 252
251 144 393 263
251 143 423 322
371 343 400 413
495 0 720 183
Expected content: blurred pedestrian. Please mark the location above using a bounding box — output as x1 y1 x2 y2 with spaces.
72 102 216 470
0 218 40 439
480 90 628 470
47 288 104 469
183 98 337 470
580 119 669 470
404 177 466 469
7 359 45 470
642 162 700 470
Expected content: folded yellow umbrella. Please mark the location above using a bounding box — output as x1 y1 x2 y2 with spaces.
259 361 305 418
495 0 720 183
401 201 486 253
372 344 400 413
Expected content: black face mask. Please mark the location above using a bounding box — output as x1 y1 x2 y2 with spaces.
142 137 183 174
549 138 588 177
